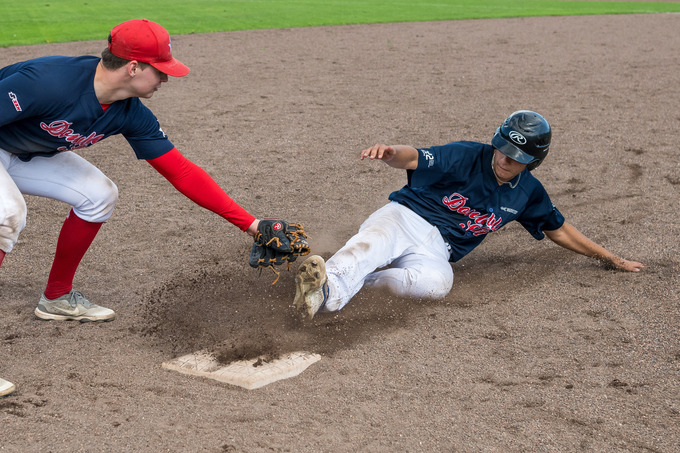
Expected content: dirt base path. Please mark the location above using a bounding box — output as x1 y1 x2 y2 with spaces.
1 13 679 452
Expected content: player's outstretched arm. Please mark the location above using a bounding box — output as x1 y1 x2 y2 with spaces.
147 148 257 233
360 144 419 170
544 222 644 272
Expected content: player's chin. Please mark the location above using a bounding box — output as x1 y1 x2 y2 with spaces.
495 168 511 179
498 170 519 183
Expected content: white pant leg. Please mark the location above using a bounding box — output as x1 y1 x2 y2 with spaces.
323 202 453 312
0 151 27 253
363 237 453 300
3 150 118 223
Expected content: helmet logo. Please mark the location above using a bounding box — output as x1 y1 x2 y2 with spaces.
509 131 527 145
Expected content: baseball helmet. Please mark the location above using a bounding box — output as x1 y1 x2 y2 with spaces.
491 110 551 171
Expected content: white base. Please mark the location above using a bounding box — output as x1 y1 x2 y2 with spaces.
162 351 321 390
0 378 15 397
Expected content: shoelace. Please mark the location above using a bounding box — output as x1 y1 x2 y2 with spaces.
68 291 93 308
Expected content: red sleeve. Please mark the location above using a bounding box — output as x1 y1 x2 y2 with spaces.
147 148 256 231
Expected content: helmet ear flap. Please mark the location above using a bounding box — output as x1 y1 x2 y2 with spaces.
526 160 541 171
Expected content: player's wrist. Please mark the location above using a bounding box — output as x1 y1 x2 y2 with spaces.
246 219 259 237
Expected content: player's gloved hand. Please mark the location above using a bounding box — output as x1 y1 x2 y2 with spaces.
249 219 310 284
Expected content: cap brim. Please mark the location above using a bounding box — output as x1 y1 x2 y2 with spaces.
151 59 190 77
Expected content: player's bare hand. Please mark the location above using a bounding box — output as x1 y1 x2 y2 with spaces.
613 258 645 272
360 144 396 161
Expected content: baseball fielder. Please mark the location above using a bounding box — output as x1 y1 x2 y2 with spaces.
293 111 645 319
0 19 266 323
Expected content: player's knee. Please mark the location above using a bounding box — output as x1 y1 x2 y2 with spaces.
413 268 453 299
75 177 119 223
430 273 453 299
0 193 27 252
435 268 454 297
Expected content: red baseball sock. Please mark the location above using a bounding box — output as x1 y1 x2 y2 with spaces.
44 210 102 300
0 250 5 268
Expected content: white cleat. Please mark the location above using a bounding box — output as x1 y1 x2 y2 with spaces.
293 255 329 320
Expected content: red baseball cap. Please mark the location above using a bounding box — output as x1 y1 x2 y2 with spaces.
109 19 189 77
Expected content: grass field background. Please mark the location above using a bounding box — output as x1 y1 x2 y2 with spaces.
2 0 679 48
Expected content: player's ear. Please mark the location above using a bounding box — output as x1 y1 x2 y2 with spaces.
127 60 140 77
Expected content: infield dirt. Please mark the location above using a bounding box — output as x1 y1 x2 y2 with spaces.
1 12 679 453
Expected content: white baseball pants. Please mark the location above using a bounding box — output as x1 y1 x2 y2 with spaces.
322 201 454 312
0 149 118 253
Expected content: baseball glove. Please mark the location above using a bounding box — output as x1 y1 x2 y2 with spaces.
249 219 310 284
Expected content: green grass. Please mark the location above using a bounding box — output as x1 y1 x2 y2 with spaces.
2 0 679 47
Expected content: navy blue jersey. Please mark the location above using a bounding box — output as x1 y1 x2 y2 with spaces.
389 141 565 262
0 55 174 161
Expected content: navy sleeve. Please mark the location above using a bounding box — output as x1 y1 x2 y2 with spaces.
518 189 565 240
0 64 59 127
120 99 175 160
409 143 470 188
